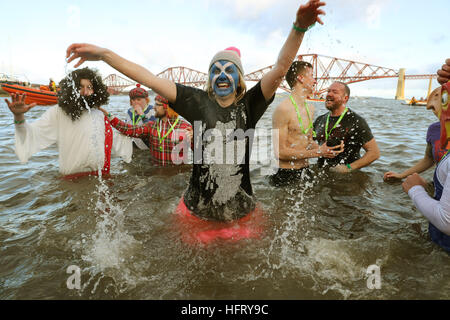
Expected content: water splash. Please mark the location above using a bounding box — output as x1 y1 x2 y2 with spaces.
78 176 147 296
62 62 147 295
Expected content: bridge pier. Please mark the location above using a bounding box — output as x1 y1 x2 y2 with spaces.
395 68 406 100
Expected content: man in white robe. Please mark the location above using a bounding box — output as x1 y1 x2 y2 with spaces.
5 67 132 178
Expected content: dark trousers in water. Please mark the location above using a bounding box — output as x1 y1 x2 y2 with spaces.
269 167 313 187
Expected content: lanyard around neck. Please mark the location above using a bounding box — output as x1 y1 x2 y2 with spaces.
157 117 179 149
325 108 348 141
289 95 316 137
132 110 145 125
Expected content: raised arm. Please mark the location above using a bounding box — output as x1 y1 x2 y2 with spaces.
98 107 153 139
5 93 37 122
260 0 325 100
66 43 177 103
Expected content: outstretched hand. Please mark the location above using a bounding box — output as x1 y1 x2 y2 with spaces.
66 43 107 68
383 171 403 181
295 0 326 29
5 93 37 116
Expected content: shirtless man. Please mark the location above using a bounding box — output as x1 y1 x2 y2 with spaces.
270 60 342 186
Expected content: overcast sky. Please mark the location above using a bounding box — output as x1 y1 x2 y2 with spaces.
1 0 449 98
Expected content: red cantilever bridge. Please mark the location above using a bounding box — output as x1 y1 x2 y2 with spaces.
103 53 437 97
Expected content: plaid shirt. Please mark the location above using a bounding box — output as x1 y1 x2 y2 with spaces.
110 116 192 166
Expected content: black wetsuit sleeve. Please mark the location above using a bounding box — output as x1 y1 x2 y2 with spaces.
169 83 207 124
244 81 275 128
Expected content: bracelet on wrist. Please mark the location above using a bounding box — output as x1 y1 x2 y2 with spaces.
14 119 25 124
292 22 315 33
346 163 352 172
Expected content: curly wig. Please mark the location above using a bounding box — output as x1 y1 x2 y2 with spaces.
57 67 109 121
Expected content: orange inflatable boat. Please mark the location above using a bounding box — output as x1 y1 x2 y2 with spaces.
1 83 58 106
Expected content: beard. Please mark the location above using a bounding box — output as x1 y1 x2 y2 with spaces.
75 94 98 110
325 101 337 111
59 94 99 121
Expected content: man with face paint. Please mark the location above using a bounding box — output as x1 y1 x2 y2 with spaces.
403 80 450 253
66 0 326 243
384 87 448 181
4 67 133 178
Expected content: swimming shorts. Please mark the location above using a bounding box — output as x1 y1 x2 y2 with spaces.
174 198 265 245
269 167 313 187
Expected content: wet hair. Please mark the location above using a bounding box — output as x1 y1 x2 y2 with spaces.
205 67 247 103
286 61 313 89
57 67 109 121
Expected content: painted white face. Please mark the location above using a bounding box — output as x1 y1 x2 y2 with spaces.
209 60 239 97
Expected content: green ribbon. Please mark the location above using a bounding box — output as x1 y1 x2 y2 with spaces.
157 117 180 151
131 110 145 126
289 95 316 137
325 108 348 141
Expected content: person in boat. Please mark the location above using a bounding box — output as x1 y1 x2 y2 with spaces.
270 60 343 187
49 78 57 92
5 67 133 179
437 58 450 85
100 94 193 167
66 0 325 242
402 80 450 253
125 84 156 150
384 87 448 181
313 82 380 173
410 96 417 106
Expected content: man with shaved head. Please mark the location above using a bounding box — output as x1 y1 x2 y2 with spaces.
313 81 380 173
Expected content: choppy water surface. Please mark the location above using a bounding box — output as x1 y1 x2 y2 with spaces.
1 94 449 300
